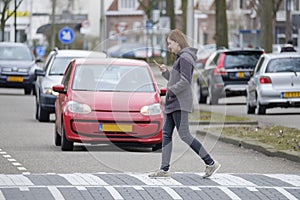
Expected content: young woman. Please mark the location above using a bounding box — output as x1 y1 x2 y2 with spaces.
149 29 220 178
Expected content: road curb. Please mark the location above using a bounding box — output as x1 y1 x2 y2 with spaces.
196 130 300 163
190 121 259 125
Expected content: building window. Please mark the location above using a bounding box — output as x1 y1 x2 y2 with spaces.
118 0 137 11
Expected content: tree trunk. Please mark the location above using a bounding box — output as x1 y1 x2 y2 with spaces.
166 0 175 29
259 0 273 53
215 0 229 48
181 0 187 34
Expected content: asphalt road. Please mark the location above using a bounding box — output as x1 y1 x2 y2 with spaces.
0 75 300 199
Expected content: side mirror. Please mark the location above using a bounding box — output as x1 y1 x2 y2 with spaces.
160 87 167 96
35 68 46 76
52 84 66 94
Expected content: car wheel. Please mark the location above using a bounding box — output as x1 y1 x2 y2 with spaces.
35 100 39 120
207 84 218 105
61 121 73 151
257 103 266 115
24 87 32 95
54 124 61 146
152 143 162 152
197 84 207 104
246 101 255 114
38 103 50 122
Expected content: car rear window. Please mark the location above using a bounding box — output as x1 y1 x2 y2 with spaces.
266 58 300 73
224 51 263 69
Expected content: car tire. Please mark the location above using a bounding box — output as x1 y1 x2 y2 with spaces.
246 101 255 114
207 84 218 105
197 84 207 104
257 103 266 115
54 124 61 146
152 143 162 152
38 102 50 122
35 101 39 120
24 87 32 95
61 121 73 151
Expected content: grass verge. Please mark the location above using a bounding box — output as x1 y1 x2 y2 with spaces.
209 126 300 152
189 110 251 122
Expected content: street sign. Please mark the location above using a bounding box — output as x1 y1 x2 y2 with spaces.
58 27 75 45
35 46 46 58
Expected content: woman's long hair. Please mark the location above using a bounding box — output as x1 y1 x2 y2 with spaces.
166 29 190 49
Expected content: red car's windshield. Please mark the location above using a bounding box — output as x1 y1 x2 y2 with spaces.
72 64 155 92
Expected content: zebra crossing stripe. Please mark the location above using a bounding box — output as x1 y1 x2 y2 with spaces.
59 173 108 186
128 173 182 186
0 175 33 186
206 173 257 187
48 186 65 200
266 174 300 186
162 186 182 200
275 187 298 200
0 191 5 200
104 186 123 200
219 186 242 200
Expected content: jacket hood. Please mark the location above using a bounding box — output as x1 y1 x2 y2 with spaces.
178 47 197 63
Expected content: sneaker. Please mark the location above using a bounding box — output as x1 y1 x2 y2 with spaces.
148 169 170 178
203 160 221 178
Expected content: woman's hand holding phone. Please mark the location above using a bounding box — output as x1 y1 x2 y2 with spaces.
153 59 167 72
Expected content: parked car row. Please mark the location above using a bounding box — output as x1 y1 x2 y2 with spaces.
196 46 300 115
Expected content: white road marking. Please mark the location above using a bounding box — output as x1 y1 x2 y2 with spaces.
246 187 258 191
104 186 124 200
0 191 5 200
48 186 65 200
162 186 182 200
266 174 300 186
209 173 257 187
6 175 33 186
275 187 298 200
59 173 108 186
128 173 182 186
219 186 241 200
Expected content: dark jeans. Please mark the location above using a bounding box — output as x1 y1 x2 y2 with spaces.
161 110 213 171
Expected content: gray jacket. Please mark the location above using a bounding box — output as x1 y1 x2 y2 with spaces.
162 47 197 114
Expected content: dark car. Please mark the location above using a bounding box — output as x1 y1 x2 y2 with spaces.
107 43 160 60
196 48 264 104
34 48 106 122
0 42 40 95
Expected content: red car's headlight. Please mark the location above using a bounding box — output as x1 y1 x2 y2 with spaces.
140 103 162 116
67 101 91 114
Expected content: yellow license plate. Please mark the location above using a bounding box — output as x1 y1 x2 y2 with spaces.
7 76 24 82
282 92 300 98
237 72 244 78
99 124 132 132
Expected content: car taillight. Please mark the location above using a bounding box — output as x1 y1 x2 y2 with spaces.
214 53 227 75
214 64 227 75
260 76 272 84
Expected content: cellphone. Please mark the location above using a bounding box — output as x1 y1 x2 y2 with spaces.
153 59 160 66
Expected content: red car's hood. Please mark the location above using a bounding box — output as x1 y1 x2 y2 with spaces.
70 91 160 112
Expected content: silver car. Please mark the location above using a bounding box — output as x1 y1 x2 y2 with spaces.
34 48 107 122
247 53 300 115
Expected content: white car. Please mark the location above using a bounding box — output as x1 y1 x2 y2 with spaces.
246 53 300 114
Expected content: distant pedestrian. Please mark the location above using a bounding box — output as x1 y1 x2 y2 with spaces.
281 40 297 52
149 29 220 178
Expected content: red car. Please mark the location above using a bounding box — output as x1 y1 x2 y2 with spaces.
53 58 165 151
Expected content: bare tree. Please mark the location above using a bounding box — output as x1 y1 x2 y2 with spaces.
215 0 228 48
258 0 283 52
0 0 23 41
